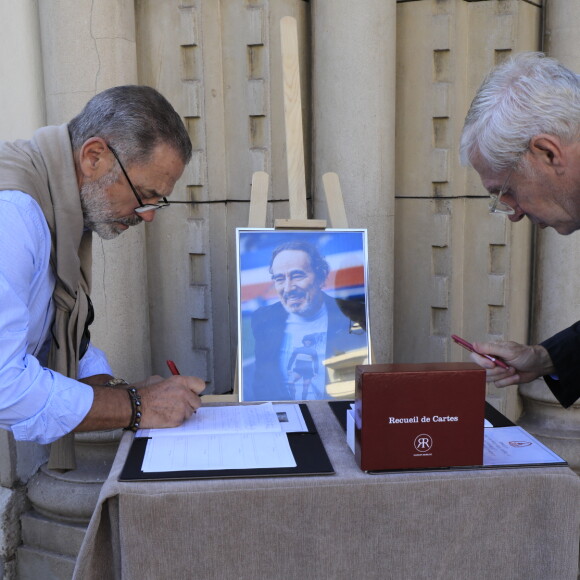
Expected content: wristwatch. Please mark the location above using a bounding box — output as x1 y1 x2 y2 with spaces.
105 378 129 387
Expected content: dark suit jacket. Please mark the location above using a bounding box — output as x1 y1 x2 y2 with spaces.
248 293 366 401
541 322 580 408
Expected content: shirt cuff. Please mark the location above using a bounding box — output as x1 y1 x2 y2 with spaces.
11 377 94 444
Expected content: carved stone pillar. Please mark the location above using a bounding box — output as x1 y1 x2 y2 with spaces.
311 0 396 363
0 1 49 577
18 433 121 578
517 1 580 474
16 1 145 577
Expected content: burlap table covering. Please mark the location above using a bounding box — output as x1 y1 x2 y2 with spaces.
74 401 580 580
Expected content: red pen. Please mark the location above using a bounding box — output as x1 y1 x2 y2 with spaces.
451 334 510 370
166 360 181 375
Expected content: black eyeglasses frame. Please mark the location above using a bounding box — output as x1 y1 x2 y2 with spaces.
107 144 169 214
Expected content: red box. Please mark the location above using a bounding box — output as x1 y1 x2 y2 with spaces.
355 363 485 471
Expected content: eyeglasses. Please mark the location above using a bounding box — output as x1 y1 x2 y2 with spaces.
489 168 516 215
107 144 169 214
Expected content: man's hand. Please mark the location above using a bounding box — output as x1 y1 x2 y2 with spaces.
469 340 555 388
138 375 205 429
74 375 205 432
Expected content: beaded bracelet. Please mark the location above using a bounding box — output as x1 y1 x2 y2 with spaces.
125 387 142 432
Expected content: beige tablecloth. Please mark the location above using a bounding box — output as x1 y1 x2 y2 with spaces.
74 402 580 580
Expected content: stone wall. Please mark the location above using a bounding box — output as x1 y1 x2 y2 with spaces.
7 1 580 579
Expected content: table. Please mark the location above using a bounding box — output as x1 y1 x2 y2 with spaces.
73 402 580 580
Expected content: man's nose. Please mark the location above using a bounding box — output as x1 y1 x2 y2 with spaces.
138 209 156 222
282 278 296 292
508 207 525 222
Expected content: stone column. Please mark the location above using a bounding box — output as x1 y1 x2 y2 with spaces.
517 0 580 473
311 0 396 363
36 0 150 382
17 1 145 578
0 2 47 576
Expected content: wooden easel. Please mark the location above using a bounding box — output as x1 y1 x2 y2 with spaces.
205 17 348 401
250 16 348 231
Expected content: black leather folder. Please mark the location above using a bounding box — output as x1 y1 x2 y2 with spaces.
119 404 334 482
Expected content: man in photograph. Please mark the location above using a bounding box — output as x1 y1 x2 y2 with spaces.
249 240 367 401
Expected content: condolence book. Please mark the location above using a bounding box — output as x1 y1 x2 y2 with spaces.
120 403 334 482
355 363 486 471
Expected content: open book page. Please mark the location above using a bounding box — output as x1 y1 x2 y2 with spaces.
137 403 302 472
137 402 281 439
142 431 296 472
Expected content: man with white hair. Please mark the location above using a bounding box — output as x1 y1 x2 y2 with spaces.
460 52 580 408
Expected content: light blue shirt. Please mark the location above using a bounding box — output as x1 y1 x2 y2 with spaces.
0 190 111 444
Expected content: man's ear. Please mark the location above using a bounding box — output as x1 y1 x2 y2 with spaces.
77 137 111 179
528 134 566 169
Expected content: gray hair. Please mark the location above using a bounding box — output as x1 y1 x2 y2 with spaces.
68 85 192 166
269 241 330 285
460 52 580 171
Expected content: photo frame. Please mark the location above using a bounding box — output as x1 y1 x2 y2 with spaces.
236 228 371 402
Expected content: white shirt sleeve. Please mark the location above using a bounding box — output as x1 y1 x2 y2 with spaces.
0 192 95 444
78 343 113 379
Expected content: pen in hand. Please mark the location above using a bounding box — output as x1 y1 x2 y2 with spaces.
166 360 181 376
166 359 203 404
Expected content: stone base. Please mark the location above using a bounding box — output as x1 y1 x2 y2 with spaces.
16 510 87 580
16 431 120 579
518 381 580 474
17 545 75 580
0 558 16 580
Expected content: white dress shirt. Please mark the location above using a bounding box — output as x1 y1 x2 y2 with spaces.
0 190 112 444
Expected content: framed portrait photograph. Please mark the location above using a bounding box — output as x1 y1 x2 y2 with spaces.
237 228 371 402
